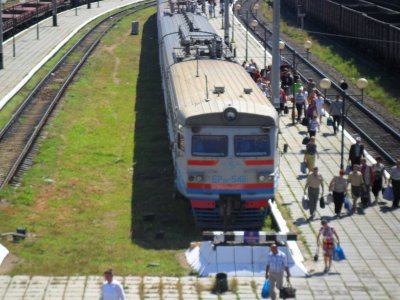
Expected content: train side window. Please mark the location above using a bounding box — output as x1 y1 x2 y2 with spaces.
178 133 185 151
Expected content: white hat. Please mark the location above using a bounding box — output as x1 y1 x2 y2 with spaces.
356 137 362 142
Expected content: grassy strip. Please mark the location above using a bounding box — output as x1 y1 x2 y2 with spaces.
0 2 147 129
261 3 400 117
0 7 198 276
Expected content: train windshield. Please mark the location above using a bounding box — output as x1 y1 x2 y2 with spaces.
191 135 228 157
234 135 270 157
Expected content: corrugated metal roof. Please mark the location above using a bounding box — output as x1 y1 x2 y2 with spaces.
170 60 277 120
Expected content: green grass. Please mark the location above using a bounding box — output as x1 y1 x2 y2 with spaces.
262 3 400 117
0 7 199 276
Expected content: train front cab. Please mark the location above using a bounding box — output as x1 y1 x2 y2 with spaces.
175 112 279 230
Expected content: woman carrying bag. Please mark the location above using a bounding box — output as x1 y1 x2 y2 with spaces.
329 169 348 218
317 219 340 273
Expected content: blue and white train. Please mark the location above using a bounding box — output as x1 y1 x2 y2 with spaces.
157 0 279 229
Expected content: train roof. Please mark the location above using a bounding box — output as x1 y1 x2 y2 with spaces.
158 0 278 127
170 60 278 126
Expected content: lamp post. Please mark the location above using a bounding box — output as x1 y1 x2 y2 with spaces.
224 0 229 44
339 80 348 169
52 0 57 26
12 15 16 57
87 0 91 9
303 40 312 59
245 11 249 61
0 0 4 69
279 40 285 56
319 77 367 169
263 26 267 67
36 0 39 40
319 77 331 101
253 2 259 18
271 0 281 110
356 78 368 103
231 4 241 43
247 19 258 61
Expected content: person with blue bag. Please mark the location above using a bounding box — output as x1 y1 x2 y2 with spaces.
265 244 290 300
316 219 340 273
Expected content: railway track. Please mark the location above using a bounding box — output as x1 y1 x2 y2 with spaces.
366 0 400 12
236 0 400 167
0 0 156 189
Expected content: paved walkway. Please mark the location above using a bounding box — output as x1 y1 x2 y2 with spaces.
210 9 400 300
1 5 400 300
0 0 141 109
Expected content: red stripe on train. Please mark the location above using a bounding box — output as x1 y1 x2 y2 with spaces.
242 200 269 209
244 160 274 166
187 160 219 166
191 200 216 209
187 182 274 189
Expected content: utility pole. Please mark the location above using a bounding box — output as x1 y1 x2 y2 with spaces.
36 0 40 40
224 0 229 45
52 0 57 26
271 0 281 110
0 0 4 69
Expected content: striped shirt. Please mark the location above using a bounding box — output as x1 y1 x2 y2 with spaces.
267 250 288 273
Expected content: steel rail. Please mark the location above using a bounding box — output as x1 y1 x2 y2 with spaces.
0 0 156 189
236 0 400 165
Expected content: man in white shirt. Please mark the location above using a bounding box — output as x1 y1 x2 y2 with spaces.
265 244 291 300
100 269 125 300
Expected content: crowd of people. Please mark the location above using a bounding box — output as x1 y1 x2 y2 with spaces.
241 59 399 221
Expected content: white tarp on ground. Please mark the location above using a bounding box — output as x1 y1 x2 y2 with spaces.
186 242 308 277
0 244 9 266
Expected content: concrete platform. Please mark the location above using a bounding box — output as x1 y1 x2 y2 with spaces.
0 0 143 110
209 8 400 299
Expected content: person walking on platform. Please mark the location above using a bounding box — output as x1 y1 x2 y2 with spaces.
308 115 320 138
360 158 374 206
389 159 400 209
315 91 325 123
265 244 290 300
348 137 364 168
304 167 324 220
100 269 126 300
347 164 364 213
295 87 307 123
329 95 343 135
329 169 348 218
372 157 386 204
317 219 340 273
304 137 319 170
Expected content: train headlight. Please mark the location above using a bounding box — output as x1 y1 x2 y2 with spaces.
188 175 195 182
195 175 204 182
258 175 266 182
267 175 274 181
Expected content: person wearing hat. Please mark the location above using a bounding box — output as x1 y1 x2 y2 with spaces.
100 269 125 300
317 219 340 273
348 137 365 168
